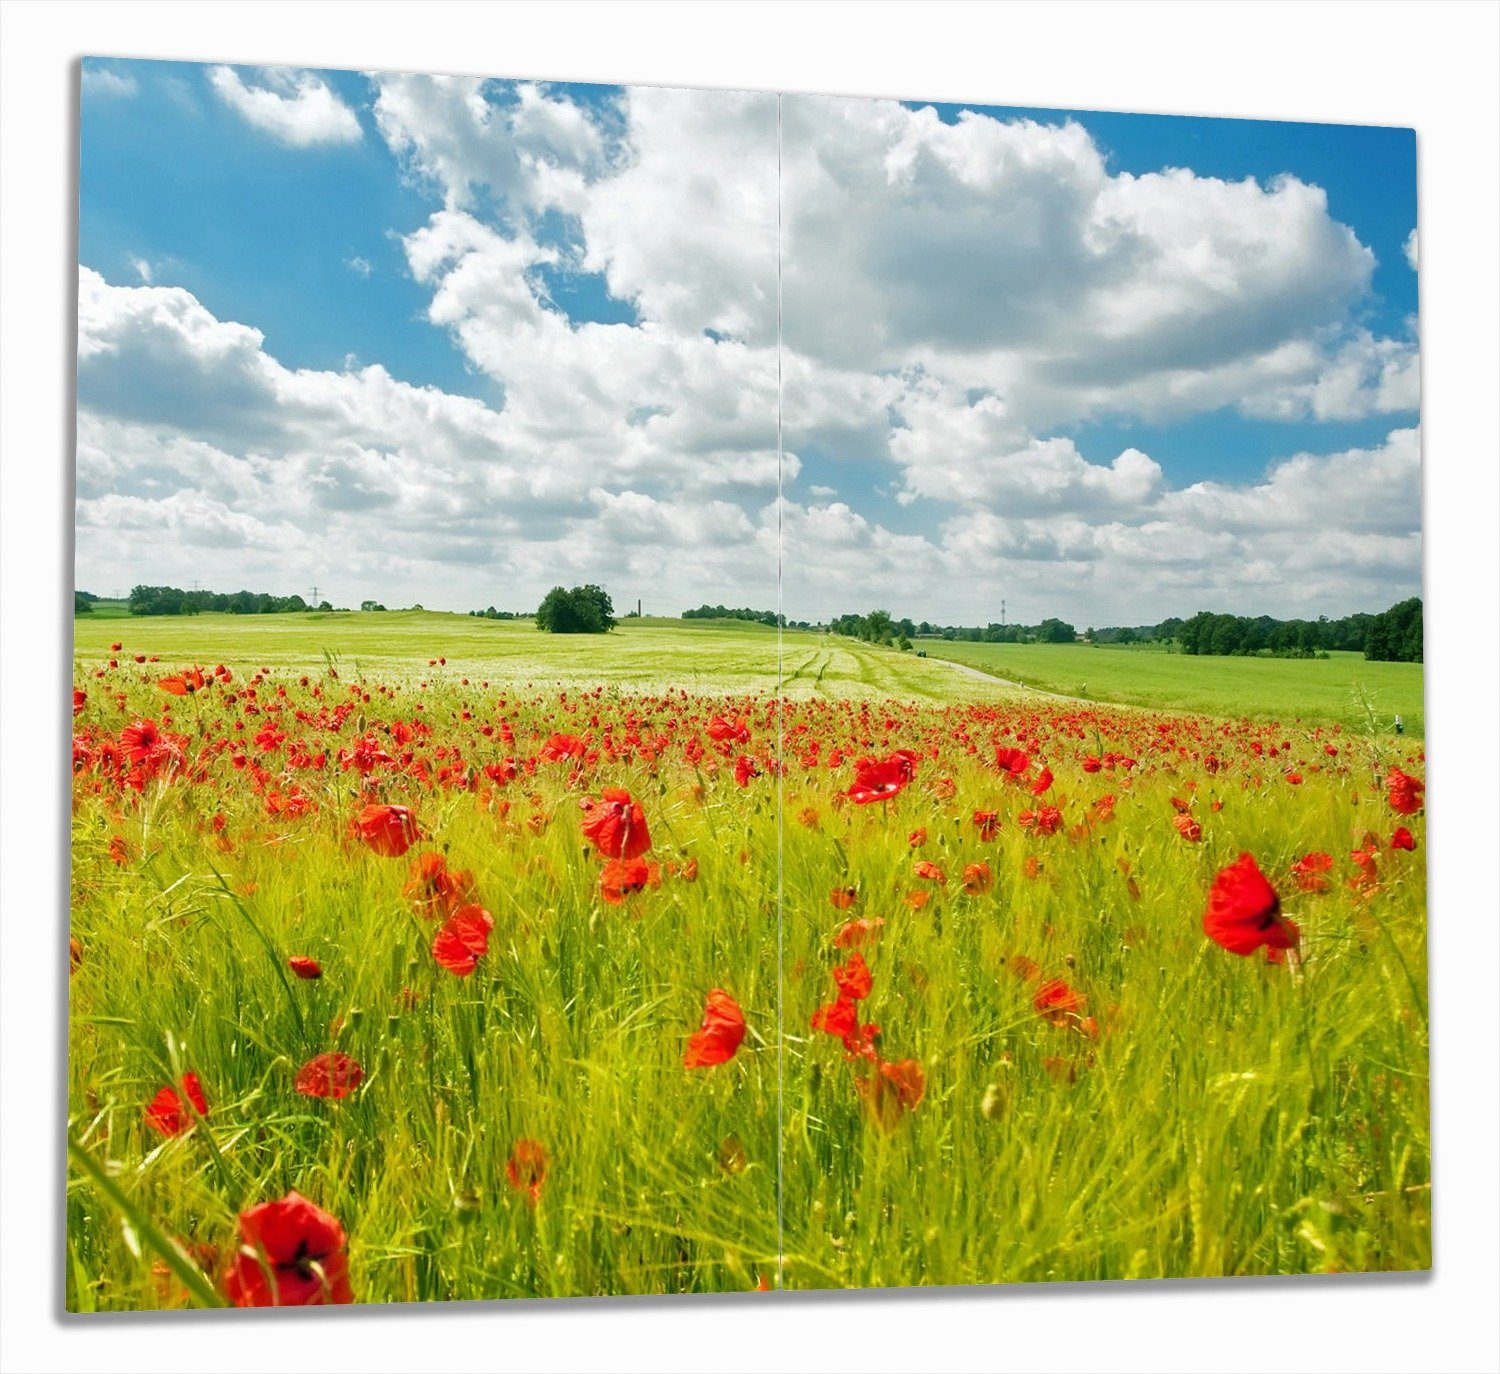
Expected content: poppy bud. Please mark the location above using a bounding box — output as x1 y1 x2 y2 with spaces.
716 1135 748 1176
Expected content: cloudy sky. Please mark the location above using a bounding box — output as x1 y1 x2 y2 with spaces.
77 59 1420 626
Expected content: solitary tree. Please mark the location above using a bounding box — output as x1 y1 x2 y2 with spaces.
536 584 616 634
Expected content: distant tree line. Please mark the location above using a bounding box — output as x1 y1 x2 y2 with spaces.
90 579 1422 663
1169 598 1421 662
468 607 531 620
679 604 815 630
682 604 781 627
117 585 336 616
832 610 1078 648
829 598 1421 663
1356 597 1424 662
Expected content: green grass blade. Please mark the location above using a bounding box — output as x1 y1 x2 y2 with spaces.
67 1133 226 1309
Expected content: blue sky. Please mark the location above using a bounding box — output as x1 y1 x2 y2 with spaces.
75 60 1421 624
81 63 484 395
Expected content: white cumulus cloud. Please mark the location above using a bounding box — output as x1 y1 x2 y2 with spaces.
75 77 1423 625
208 66 361 147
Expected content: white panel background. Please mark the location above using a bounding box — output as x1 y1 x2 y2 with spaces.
2 3 1496 1371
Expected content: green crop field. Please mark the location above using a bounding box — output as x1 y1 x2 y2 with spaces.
73 612 1029 705
67 612 1429 1308
75 600 134 619
918 639 1425 737
73 611 1424 728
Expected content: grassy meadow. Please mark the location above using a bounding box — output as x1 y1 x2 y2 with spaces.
919 639 1425 737
67 611 1430 1307
75 611 1025 704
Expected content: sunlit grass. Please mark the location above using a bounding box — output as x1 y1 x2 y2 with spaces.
921 639 1425 737
66 619 1429 1308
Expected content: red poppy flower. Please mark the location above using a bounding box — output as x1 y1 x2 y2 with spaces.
913 859 946 885
352 803 419 858
971 810 1000 841
1009 953 1042 982
1018 805 1063 836
157 670 201 696
539 733 588 762
432 904 494 976
1203 853 1300 956
579 788 651 860
506 1138 548 1205
706 715 750 743
294 1052 364 1100
1033 978 1086 1025
403 851 475 918
287 956 322 980
811 995 859 1042
847 750 917 805
120 718 167 765
1386 767 1425 815
1291 851 1334 893
832 917 885 948
1030 766 1054 797
856 1057 926 1128
995 746 1032 780
73 688 87 716
828 886 859 910
811 995 880 1059
832 951 873 1001
1391 826 1416 851
1350 845 1380 890
224 1192 353 1307
878 1057 925 1110
144 1072 209 1136
733 754 762 786
1172 813 1203 843
683 988 747 1067
599 857 659 904
962 861 993 895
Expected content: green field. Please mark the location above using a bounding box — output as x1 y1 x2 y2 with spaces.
75 599 134 619
67 611 1429 1306
74 612 1027 706
74 611 1424 731
919 639 1425 736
